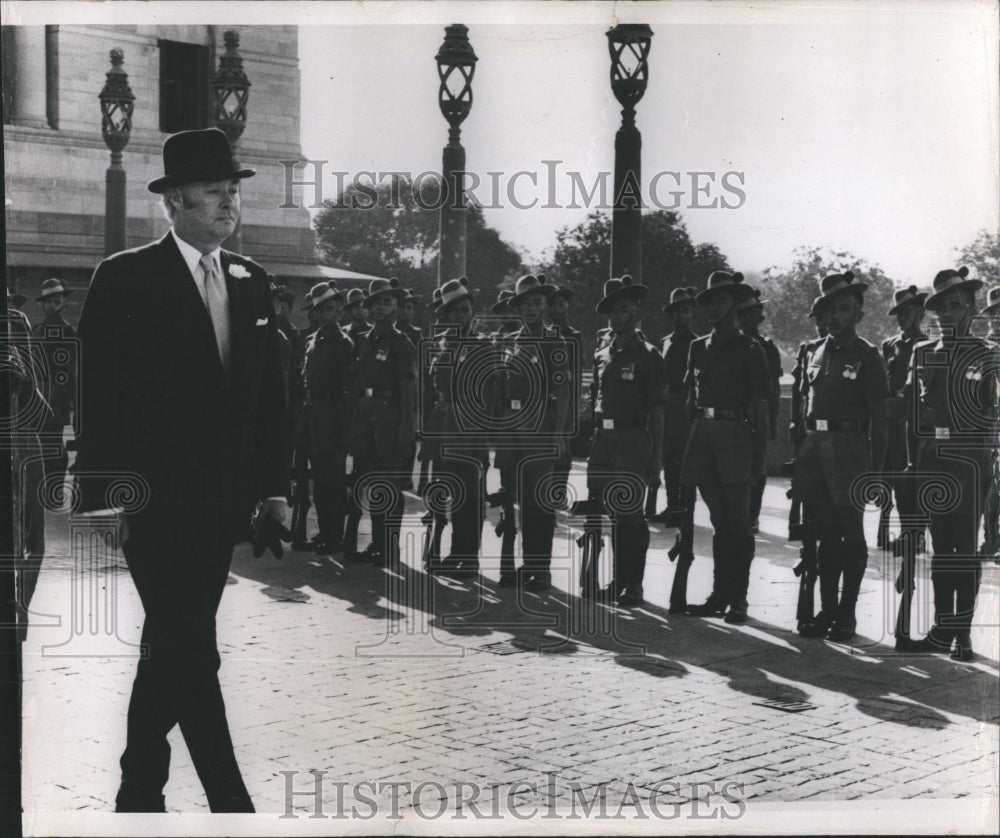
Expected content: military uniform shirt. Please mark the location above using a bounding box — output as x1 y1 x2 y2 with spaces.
592 330 668 420
803 334 889 422
354 326 416 398
303 323 355 396
882 331 926 396
660 328 697 393
685 330 770 412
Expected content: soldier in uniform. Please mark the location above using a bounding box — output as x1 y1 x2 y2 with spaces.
656 287 699 611
681 272 769 623
349 278 417 567
880 286 928 552
300 282 355 554
343 288 372 345
794 272 889 642
737 289 782 534
32 278 77 487
547 285 582 507
426 278 493 578
902 268 997 660
979 285 1000 560
498 274 573 591
586 276 666 607
396 286 424 491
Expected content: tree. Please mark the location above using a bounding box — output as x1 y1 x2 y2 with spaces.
757 247 897 365
540 209 731 361
956 229 1000 287
313 175 523 307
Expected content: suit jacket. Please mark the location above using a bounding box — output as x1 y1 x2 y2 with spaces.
74 233 288 526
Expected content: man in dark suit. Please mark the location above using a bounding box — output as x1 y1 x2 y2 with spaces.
74 128 288 813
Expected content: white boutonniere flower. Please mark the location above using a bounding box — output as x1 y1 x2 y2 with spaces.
227 263 251 280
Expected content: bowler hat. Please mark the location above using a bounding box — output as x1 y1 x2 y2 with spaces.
363 277 407 309
983 285 1000 315
36 278 73 302
695 271 753 306
148 128 255 193
887 285 927 316
925 266 983 311
596 274 648 315
662 286 697 313
510 273 558 305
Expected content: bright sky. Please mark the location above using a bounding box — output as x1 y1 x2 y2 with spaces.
296 1 1000 285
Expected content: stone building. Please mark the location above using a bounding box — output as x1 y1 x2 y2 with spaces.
3 24 375 327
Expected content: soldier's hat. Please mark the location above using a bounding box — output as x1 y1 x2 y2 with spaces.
983 285 1000 315
8 291 27 307
596 274 648 314
343 288 367 309
925 266 983 310
662 286 697 313
148 128 255 193
811 271 868 310
887 284 927 316
510 273 558 305
36 278 73 302
436 277 477 311
399 288 423 306
490 288 515 314
739 288 767 311
695 271 753 305
550 285 574 302
306 281 342 308
363 277 407 309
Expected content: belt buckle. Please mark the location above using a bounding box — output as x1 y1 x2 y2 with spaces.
704 407 715 419
602 419 614 430
935 427 950 439
511 399 521 411
365 388 373 398
816 419 829 432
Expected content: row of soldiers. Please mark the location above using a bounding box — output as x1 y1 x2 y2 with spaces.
269 265 999 658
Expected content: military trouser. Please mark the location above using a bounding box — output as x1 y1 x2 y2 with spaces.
310 451 348 547
517 449 559 583
587 427 651 591
811 501 868 633
695 481 754 610
437 448 487 571
926 509 983 649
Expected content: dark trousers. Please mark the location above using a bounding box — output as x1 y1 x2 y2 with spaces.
749 475 767 524
311 450 347 545
39 417 68 488
117 505 253 813
517 450 559 580
928 509 982 645
437 450 485 567
697 480 753 608
813 501 867 627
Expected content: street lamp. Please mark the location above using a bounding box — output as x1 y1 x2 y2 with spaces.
606 24 652 283
98 48 135 256
435 23 477 285
211 29 250 253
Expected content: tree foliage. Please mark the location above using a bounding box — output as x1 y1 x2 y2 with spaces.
313 176 524 308
539 210 730 360
956 229 1000 286
757 246 897 364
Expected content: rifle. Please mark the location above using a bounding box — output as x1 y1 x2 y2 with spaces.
785 461 817 631
644 480 661 520
342 470 362 558
666 485 696 613
892 530 918 647
570 498 605 599
876 494 894 551
486 488 517 582
289 453 311 548
420 480 448 571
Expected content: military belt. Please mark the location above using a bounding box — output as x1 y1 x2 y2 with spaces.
806 417 864 432
595 415 646 431
696 407 743 421
361 388 396 399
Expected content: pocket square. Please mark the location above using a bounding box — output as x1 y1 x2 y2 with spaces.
255 317 269 326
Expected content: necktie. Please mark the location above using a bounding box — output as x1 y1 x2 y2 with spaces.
199 254 231 371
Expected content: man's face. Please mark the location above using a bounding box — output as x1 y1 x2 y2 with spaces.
608 300 638 334
172 179 241 247
931 289 973 331
273 297 289 319
350 303 368 323
671 302 694 331
42 294 65 317
398 300 416 324
516 292 547 326
895 304 922 333
445 298 473 329
738 305 764 333
704 290 737 326
314 298 340 328
370 294 398 323
549 296 569 321
826 294 863 337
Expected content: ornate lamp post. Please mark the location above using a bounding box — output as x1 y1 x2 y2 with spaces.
435 24 477 285
606 24 653 283
98 48 135 256
211 30 250 252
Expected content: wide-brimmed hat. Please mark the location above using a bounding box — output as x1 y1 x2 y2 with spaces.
695 271 753 306
306 281 342 308
662 286 697 313
343 288 367 309
596 274 648 315
8 291 27 307
925 266 983 310
983 285 1000 315
436 277 477 311
36 278 73 302
268 279 294 306
739 288 767 311
490 288 515 314
399 288 423 306
363 277 407 309
550 285 574 302
809 271 868 312
887 284 927 316
509 273 558 305
148 128 255 193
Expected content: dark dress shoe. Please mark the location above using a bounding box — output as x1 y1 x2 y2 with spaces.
686 598 726 616
903 636 944 653
498 572 517 587
524 575 552 592
827 621 856 642
724 608 748 625
798 612 834 638
617 586 643 607
668 603 689 615
951 644 974 661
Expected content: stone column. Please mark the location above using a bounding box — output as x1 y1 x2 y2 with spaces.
12 27 49 128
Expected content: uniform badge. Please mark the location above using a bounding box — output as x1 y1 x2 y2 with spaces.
375 349 388 362
965 365 983 382
620 362 635 381
842 363 859 380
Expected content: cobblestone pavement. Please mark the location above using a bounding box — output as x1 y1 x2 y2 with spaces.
19 470 1000 833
